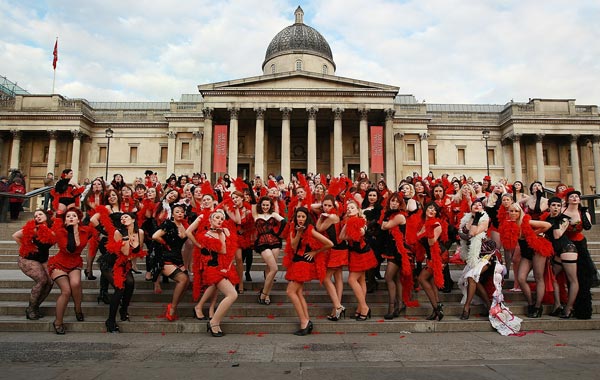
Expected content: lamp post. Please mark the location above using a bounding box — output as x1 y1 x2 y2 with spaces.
482 129 490 177
104 128 114 181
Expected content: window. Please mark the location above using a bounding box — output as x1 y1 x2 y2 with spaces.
458 148 466 165
428 148 436 165
181 142 190 160
295 59 302 71
406 143 416 161
487 149 495 166
99 146 107 163
322 65 328 74
543 149 549 165
160 146 168 164
129 146 138 163
271 64 275 74
43 146 49 163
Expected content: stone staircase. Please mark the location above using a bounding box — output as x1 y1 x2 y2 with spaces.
1 216 599 334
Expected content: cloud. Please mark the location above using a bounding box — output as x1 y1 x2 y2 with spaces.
1 0 599 104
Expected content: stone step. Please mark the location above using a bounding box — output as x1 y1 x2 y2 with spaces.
0 313 598 334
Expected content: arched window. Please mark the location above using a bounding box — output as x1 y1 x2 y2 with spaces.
271 64 276 74
295 60 302 71
322 65 328 74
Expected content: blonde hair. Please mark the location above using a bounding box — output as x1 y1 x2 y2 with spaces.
507 202 525 225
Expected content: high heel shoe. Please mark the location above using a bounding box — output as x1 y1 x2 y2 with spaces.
384 303 397 320
460 308 470 320
356 309 371 321
426 309 438 320
436 303 444 321
207 322 224 337
328 306 346 321
74 308 84 322
549 305 564 317
25 306 40 320
119 308 130 322
84 269 97 281
293 320 313 336
560 308 574 319
131 268 142 274
105 319 120 333
165 304 178 321
52 321 65 335
395 303 406 317
257 289 270 305
193 307 209 320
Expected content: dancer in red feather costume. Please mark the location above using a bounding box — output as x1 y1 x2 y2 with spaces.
284 207 333 335
340 200 378 321
47 207 94 334
13 210 56 320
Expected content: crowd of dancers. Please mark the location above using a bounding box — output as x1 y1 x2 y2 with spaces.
13 169 597 336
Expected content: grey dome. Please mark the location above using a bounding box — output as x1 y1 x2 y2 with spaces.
262 8 335 70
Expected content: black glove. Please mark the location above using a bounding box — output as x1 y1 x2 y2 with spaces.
473 211 483 224
383 209 394 220
581 207 592 230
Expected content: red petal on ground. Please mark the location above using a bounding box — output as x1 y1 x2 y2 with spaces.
555 343 567 346
400 335 406 338
303 345 310 349
376 319 385 323
143 315 151 319
228 350 237 354
368 333 378 336
276 302 283 306
161 332 166 336
405 316 419 320
267 315 275 319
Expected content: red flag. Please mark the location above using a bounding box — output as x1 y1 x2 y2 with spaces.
213 125 228 173
370 126 384 173
52 39 58 69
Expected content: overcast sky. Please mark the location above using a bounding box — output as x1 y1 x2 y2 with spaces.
1 0 599 105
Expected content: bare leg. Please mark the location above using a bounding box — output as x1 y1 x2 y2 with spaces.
194 285 216 318
235 248 244 294
52 274 71 326
210 279 238 333
418 269 438 309
323 268 342 314
517 258 533 305
532 254 547 308
261 248 279 298
287 281 309 327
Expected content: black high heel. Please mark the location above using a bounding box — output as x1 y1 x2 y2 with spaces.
328 306 346 321
84 269 97 280
25 307 39 320
105 319 120 333
119 308 130 322
384 303 397 320
293 320 313 336
550 306 564 317
74 308 84 322
426 309 438 320
207 322 224 337
193 308 209 320
52 321 65 335
436 303 444 321
395 303 406 317
460 308 470 320
356 309 371 321
560 308 574 319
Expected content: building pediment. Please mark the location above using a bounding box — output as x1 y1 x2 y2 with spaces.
198 71 399 98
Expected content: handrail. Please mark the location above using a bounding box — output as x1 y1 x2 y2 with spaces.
0 186 53 199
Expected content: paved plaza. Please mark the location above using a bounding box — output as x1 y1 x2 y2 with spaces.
1 330 600 379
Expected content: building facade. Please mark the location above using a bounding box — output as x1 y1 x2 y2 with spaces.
1 7 600 193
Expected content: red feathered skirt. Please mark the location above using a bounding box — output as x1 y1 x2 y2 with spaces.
204 264 239 286
326 248 348 268
348 242 378 272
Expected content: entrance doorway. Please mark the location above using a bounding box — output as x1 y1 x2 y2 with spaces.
347 164 360 181
238 164 250 180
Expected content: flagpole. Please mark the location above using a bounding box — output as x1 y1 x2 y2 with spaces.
52 37 58 94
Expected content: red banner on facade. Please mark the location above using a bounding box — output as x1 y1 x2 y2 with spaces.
213 125 228 173
370 126 384 173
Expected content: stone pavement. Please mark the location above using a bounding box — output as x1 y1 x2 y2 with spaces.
1 330 600 379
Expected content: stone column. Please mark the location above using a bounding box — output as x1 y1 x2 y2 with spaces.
359 108 369 176
385 109 396 187
535 134 545 183
512 133 522 182
201 107 214 175
280 107 292 182
501 139 512 180
9 129 21 170
70 130 83 183
192 131 203 174
593 135 600 194
307 107 318 174
332 107 344 176
46 130 57 175
0 135 3 173
254 107 265 179
228 107 239 177
419 132 430 179
166 131 177 176
570 135 581 190
394 132 405 187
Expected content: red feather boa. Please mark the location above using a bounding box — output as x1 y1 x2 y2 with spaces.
107 238 147 289
390 226 419 307
499 219 519 250
284 224 326 281
424 218 445 288
192 229 238 300
344 216 366 242
405 209 422 246
19 220 56 257
521 214 553 257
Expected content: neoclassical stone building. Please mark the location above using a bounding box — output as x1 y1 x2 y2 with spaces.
1 6 599 195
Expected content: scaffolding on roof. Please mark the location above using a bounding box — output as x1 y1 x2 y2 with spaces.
0 75 29 98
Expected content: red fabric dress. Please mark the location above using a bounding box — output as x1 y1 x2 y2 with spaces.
197 230 239 286
284 225 326 283
343 216 378 272
47 223 93 275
